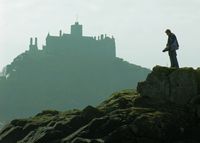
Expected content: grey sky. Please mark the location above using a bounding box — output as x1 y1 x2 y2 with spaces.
0 0 200 70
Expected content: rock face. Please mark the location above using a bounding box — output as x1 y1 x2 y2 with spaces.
0 92 200 142
137 66 200 104
0 66 200 143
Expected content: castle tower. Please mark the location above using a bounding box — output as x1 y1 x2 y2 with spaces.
59 30 62 37
29 37 38 52
35 37 38 46
30 38 33 46
70 22 82 37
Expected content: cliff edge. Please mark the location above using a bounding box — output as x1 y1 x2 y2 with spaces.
0 66 200 143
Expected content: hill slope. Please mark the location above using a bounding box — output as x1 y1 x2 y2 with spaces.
0 50 150 121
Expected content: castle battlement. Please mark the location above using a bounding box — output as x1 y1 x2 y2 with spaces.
29 22 116 59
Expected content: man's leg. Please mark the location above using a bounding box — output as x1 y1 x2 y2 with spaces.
169 52 175 67
169 55 174 67
174 56 179 68
171 52 179 68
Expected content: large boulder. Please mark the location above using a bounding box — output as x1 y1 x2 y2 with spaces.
137 66 200 104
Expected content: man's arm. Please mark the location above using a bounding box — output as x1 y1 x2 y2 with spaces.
162 46 169 52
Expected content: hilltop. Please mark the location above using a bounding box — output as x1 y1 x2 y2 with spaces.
0 66 200 143
0 22 150 121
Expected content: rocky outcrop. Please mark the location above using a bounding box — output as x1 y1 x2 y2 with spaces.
0 89 200 143
0 66 200 143
137 66 200 104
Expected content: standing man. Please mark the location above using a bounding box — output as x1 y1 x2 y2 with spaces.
163 29 179 68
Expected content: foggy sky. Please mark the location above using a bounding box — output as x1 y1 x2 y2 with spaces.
0 0 200 70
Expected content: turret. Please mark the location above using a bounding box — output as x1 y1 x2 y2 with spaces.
29 37 38 52
30 38 33 46
35 37 38 46
59 30 62 37
112 35 115 40
71 22 83 37
101 34 104 40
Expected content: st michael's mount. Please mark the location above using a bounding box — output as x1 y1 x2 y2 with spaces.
0 22 150 122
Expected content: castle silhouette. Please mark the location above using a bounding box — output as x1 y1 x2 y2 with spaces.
29 22 116 59
0 22 150 122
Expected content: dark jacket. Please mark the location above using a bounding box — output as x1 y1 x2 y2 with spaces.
167 33 179 51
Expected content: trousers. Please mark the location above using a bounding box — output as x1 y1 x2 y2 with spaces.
168 51 179 68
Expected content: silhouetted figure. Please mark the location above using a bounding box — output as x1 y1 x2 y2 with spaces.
163 29 179 68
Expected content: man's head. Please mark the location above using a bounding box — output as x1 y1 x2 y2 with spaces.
165 29 171 36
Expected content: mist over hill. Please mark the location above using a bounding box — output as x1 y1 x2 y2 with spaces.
0 22 150 122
